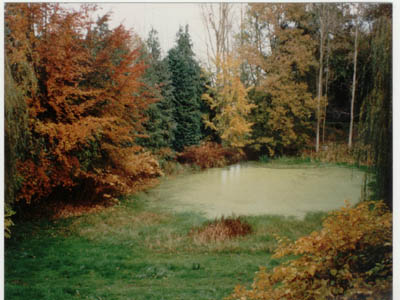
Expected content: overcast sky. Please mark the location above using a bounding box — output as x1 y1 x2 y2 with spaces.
91 3 222 64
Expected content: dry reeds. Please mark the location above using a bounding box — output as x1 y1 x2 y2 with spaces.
190 216 252 243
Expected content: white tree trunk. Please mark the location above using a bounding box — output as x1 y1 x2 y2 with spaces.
348 23 358 149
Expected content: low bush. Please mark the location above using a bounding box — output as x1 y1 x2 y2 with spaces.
190 216 252 243
178 142 244 169
230 201 392 300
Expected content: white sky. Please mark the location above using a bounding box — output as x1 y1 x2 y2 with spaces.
92 3 222 64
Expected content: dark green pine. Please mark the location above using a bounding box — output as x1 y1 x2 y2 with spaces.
166 25 205 151
139 28 176 150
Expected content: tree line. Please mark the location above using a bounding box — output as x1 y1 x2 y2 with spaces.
5 3 392 234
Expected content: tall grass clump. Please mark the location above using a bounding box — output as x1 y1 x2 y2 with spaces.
190 216 252 243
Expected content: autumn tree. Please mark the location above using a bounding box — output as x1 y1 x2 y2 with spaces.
202 55 255 150
5 4 160 207
245 4 316 156
166 25 206 151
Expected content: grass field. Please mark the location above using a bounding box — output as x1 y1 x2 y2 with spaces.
5 189 327 300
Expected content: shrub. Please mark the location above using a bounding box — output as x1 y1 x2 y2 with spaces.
178 142 244 169
230 201 392 300
190 216 252 243
258 155 270 163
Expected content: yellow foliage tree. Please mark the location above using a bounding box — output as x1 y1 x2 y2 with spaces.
243 4 317 156
202 55 255 150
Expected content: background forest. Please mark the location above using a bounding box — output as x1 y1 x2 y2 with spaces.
4 3 393 299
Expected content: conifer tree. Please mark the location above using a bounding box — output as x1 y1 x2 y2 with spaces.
166 25 205 151
139 29 176 149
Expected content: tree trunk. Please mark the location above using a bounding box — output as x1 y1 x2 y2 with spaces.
322 36 330 144
348 23 358 149
316 15 324 153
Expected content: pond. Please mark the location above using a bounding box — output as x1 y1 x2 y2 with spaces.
150 162 366 219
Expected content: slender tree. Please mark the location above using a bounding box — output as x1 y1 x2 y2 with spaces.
315 4 327 153
348 4 361 149
200 3 234 75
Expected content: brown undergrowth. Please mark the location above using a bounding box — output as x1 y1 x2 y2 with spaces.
190 216 252 243
178 142 244 169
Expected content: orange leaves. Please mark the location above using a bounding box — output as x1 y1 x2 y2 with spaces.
16 155 76 204
6 4 156 205
230 201 392 300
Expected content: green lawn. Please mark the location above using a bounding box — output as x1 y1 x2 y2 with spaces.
5 192 326 300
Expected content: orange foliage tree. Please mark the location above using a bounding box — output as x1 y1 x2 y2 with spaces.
5 4 160 205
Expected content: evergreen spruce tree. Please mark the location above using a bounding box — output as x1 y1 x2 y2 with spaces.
140 29 176 149
167 25 205 151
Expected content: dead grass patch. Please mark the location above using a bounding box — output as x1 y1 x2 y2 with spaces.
190 216 252 243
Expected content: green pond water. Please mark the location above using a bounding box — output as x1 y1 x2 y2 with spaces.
151 162 365 219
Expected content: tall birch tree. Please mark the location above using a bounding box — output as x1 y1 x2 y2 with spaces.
348 4 361 149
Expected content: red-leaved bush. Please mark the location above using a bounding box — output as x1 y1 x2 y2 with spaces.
178 142 244 169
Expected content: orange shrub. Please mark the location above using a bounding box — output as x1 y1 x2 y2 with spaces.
230 201 392 300
178 142 244 169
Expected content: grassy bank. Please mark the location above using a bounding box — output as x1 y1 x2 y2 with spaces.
259 154 371 173
6 190 326 300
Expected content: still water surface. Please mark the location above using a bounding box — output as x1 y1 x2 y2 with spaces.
151 162 365 219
